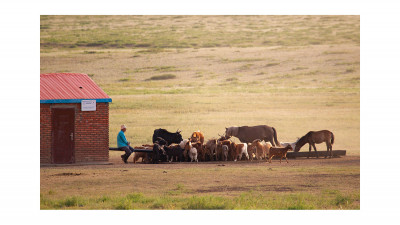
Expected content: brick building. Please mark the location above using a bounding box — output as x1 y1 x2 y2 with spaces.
40 73 112 164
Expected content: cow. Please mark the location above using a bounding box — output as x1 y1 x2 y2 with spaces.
217 140 233 161
164 144 184 162
247 143 256 161
222 145 229 161
152 143 165 164
267 145 293 163
152 128 183 145
204 139 218 161
251 139 272 160
225 125 280 146
184 141 203 161
188 142 198 162
231 142 249 161
152 137 168 164
280 138 299 151
132 146 152 163
190 131 205 144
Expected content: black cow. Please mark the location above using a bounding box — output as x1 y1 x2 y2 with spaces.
164 144 184 162
152 137 167 164
152 143 166 164
152 128 183 145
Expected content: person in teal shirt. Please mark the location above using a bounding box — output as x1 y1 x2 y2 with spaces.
118 125 134 163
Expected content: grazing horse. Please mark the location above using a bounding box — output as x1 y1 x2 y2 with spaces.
294 130 335 158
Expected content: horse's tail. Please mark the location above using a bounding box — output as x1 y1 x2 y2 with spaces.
272 127 281 147
331 132 335 145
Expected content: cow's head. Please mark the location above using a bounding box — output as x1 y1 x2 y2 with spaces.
219 133 230 141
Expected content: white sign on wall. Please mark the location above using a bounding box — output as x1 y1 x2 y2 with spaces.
81 100 96 111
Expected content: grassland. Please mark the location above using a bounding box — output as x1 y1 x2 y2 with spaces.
40 15 360 209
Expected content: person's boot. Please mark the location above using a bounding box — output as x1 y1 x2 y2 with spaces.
121 154 128 163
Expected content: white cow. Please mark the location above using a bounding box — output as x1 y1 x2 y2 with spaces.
189 142 198 162
280 138 299 151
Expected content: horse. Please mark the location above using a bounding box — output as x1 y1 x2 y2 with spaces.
225 125 280 146
294 130 335 158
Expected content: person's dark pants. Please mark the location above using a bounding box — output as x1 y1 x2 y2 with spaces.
120 146 134 161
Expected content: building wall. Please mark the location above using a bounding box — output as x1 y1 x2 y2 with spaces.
40 104 52 163
40 102 109 164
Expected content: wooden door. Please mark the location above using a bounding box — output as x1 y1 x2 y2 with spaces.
52 108 75 163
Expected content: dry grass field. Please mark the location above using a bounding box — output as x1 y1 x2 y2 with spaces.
40 15 360 209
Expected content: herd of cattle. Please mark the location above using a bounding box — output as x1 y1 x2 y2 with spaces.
130 125 335 164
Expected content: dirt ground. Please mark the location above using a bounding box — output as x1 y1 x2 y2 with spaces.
41 152 360 200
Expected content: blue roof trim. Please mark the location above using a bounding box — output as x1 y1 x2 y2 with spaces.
40 98 112 104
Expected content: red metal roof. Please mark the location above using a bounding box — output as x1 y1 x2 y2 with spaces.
40 73 111 101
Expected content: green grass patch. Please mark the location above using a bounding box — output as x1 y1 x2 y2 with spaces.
226 77 238 82
323 51 349 55
119 78 130 82
40 190 360 210
266 62 280 67
145 74 176 81
292 66 308 70
221 57 265 63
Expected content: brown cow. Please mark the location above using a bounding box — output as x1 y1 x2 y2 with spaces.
190 131 205 144
247 143 255 161
132 146 152 163
251 139 273 160
267 145 293 163
231 142 249 161
184 141 203 161
204 139 218 161
217 140 233 161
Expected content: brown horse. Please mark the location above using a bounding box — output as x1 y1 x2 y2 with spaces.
294 130 335 158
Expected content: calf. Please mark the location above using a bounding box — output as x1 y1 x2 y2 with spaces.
231 142 249 161
188 142 198 162
267 145 293 163
164 144 184 162
179 139 190 149
184 141 203 161
204 139 218 161
280 139 298 150
222 145 229 161
217 140 233 161
251 139 272 160
152 143 165 164
132 146 152 163
247 143 256 161
190 131 205 144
